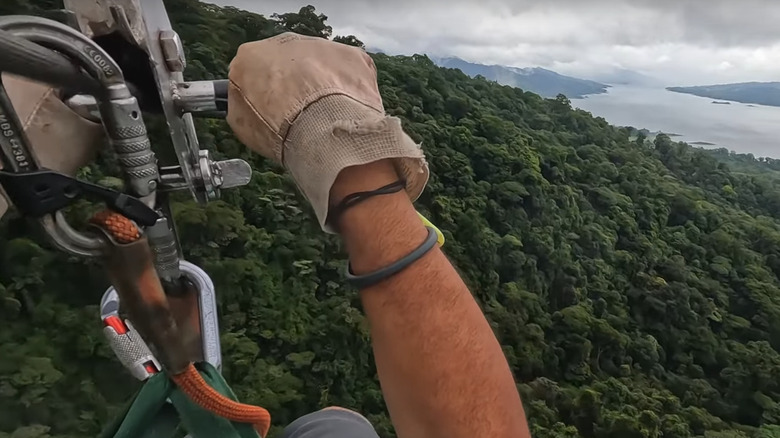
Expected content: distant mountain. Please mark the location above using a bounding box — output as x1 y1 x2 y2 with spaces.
667 82 780 107
591 68 660 86
433 57 609 99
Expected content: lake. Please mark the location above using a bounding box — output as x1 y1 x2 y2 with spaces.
571 85 780 158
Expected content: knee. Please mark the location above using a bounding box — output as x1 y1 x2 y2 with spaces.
322 406 359 414
320 406 372 425
281 406 378 438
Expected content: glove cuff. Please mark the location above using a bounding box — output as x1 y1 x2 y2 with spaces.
284 95 429 233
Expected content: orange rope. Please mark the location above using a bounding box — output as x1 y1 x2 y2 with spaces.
92 210 272 437
172 364 271 437
91 210 140 243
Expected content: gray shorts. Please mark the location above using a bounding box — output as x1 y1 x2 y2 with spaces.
281 408 379 438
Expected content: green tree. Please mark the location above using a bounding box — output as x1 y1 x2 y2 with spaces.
272 5 332 38
333 35 365 48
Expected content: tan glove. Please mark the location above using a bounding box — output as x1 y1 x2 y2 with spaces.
0 74 104 219
227 32 429 233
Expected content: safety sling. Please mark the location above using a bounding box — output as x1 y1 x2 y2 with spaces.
101 363 260 438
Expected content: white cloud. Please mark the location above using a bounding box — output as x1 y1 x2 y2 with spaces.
205 0 780 85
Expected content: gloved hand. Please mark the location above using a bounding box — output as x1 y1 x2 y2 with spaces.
227 32 429 233
0 74 104 219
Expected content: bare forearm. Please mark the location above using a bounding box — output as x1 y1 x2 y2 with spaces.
331 160 530 438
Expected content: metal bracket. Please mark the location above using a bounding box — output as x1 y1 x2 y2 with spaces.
61 1 251 205
63 0 206 203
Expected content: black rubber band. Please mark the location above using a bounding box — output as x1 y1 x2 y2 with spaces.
346 226 439 289
327 179 406 230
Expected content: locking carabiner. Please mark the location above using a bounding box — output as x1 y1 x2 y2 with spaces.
0 16 160 258
101 260 223 373
101 288 162 381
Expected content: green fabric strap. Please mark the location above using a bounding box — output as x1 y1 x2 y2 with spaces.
100 363 260 438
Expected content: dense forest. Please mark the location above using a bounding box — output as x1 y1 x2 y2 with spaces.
1 1 780 437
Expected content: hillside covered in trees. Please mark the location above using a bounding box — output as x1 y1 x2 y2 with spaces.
1 1 780 437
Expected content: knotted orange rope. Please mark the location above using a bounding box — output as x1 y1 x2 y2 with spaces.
91 210 272 437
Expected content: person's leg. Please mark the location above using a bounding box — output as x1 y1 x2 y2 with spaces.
281 407 380 438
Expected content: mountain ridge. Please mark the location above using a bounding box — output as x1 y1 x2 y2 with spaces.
590 67 661 86
431 56 610 99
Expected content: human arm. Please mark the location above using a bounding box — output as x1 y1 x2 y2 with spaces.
329 159 530 438
225 32 530 438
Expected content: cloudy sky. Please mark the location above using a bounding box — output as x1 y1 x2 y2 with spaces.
207 0 780 86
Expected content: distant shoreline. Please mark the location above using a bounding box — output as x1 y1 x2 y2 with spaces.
667 83 780 108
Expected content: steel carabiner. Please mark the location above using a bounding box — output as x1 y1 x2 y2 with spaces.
101 259 223 373
0 15 161 258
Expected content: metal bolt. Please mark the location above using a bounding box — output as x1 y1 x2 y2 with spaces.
159 30 186 72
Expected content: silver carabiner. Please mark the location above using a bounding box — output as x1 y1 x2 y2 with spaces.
101 261 222 371
101 288 162 381
0 16 159 257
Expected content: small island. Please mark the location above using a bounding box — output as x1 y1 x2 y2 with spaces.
624 127 683 142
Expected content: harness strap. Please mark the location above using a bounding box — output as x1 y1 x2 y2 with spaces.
101 362 261 438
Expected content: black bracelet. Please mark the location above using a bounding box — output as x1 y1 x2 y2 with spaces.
345 226 439 289
327 178 406 230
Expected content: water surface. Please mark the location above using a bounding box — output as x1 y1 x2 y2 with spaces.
572 85 780 158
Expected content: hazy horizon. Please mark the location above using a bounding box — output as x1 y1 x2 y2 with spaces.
205 0 780 86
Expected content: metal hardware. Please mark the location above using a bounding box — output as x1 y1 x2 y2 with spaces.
160 30 185 72
65 93 102 122
41 213 106 258
146 217 181 284
0 77 35 173
0 169 159 226
173 80 228 114
1 1 239 381
215 159 253 190
65 80 229 118
102 260 222 371
63 0 207 203
198 150 218 200
102 232 191 374
0 22 155 199
178 261 222 371
0 16 162 256
0 16 160 198
101 288 162 381
193 150 252 200
61 0 239 207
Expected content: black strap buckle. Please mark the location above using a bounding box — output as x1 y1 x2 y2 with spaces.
0 169 159 226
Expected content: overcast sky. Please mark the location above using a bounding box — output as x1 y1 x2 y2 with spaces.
206 0 780 86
